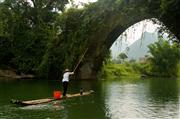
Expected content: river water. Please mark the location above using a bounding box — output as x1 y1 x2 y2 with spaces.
0 77 179 119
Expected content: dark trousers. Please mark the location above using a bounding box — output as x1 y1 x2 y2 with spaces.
63 81 68 96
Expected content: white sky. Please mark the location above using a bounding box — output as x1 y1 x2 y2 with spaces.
120 20 159 45
25 0 97 8
73 0 97 4
110 20 160 59
67 0 97 8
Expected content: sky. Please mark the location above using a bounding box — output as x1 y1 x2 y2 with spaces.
67 0 97 8
73 0 97 4
110 20 160 59
119 19 159 45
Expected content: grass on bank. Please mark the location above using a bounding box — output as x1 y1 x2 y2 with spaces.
99 62 141 80
99 61 180 80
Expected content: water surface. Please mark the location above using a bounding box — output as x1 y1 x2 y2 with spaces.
0 77 179 119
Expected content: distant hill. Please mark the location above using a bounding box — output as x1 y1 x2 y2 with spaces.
123 32 158 60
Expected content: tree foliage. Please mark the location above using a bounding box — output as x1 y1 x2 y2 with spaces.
148 38 180 77
0 0 68 74
118 53 128 61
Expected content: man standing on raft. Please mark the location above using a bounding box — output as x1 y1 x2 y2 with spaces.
62 69 74 97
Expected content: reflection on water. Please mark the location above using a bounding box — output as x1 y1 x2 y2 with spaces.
147 78 179 119
103 78 180 119
0 77 179 119
148 78 179 102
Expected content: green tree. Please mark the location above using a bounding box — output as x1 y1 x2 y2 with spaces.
117 52 128 63
0 0 68 74
148 38 180 77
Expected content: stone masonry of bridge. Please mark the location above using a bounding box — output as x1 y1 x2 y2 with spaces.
71 0 180 79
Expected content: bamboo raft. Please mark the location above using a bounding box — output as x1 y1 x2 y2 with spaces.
11 90 94 106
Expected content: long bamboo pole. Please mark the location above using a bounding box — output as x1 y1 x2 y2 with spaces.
73 48 88 72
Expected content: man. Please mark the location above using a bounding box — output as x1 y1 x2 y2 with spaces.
62 69 74 97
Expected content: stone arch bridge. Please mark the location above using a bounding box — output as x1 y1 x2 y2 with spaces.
61 0 180 79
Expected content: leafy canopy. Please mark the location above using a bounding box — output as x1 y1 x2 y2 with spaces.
148 38 180 77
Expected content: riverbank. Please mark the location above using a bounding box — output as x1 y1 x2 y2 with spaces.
0 69 35 79
100 62 180 79
100 63 141 80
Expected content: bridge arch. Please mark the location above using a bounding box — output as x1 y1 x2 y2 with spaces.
45 0 180 80
75 0 180 79
78 19 161 79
